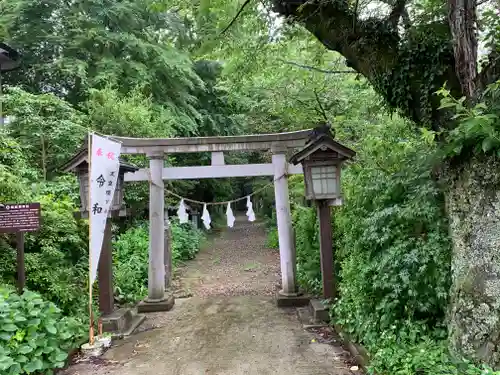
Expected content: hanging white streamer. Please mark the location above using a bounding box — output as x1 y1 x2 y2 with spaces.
202 204 211 230
246 196 256 222
177 199 189 224
226 202 235 228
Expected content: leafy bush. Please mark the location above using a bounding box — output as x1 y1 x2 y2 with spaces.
292 205 322 294
0 286 85 375
334 121 451 344
266 227 279 249
170 219 204 263
0 187 88 317
367 322 500 375
24 193 88 317
113 219 204 304
113 224 149 304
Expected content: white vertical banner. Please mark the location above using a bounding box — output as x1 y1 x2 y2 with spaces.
89 133 121 285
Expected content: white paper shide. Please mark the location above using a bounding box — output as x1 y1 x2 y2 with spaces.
226 202 235 228
89 134 121 285
246 196 256 222
177 199 189 224
202 204 211 230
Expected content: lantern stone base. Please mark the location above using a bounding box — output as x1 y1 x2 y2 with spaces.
310 299 330 322
138 293 175 313
101 308 146 339
276 290 310 307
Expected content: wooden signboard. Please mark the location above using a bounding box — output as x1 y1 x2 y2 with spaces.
0 203 41 293
0 203 41 233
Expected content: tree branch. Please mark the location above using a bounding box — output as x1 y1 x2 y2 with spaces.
220 0 253 35
272 0 400 81
387 0 408 28
278 59 357 74
313 88 329 121
272 0 461 128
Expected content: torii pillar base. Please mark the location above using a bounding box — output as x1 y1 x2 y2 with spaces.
137 294 175 313
276 290 310 308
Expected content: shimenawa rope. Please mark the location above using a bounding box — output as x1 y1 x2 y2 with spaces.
146 163 289 206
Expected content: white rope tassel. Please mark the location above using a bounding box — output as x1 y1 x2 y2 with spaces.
177 199 189 224
202 204 211 230
226 202 235 228
246 196 256 222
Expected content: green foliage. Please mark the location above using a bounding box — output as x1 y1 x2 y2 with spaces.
265 227 279 249
85 87 176 138
334 118 451 344
113 224 149 304
437 81 500 157
0 286 85 375
113 219 204 304
367 322 500 375
0 184 88 317
0 0 204 126
375 23 453 125
171 219 204 263
3 87 86 179
292 205 322 294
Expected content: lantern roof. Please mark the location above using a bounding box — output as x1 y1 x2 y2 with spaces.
289 133 356 165
61 146 139 173
0 43 21 72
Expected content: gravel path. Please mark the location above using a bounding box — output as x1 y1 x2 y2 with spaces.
172 214 281 298
61 215 359 375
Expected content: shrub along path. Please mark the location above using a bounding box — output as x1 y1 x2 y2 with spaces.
62 215 356 375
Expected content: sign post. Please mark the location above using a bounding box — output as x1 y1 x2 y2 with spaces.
0 203 41 293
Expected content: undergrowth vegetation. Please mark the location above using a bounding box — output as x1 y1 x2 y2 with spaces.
113 220 204 304
266 111 500 374
0 287 86 375
1 0 499 372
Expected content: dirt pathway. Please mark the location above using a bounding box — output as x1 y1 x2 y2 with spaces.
172 216 281 299
63 216 358 375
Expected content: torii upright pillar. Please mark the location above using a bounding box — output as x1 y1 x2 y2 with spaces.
272 147 307 306
138 152 175 313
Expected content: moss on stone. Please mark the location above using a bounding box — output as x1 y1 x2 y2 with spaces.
445 155 500 367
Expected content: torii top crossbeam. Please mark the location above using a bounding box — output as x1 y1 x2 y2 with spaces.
109 129 312 154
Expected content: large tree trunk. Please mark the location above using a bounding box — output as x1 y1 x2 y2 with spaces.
446 155 500 366
448 0 477 98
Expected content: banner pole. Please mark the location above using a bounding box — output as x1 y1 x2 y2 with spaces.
88 132 95 346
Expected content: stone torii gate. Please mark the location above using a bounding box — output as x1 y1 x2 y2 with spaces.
110 129 312 311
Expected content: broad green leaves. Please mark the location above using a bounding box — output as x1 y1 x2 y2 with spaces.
0 287 85 375
437 82 500 158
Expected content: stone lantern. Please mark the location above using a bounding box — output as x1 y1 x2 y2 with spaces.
289 130 355 206
61 146 138 217
289 128 355 300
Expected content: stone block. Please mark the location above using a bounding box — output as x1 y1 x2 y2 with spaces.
309 299 330 323
100 308 146 339
138 294 175 313
276 292 310 307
